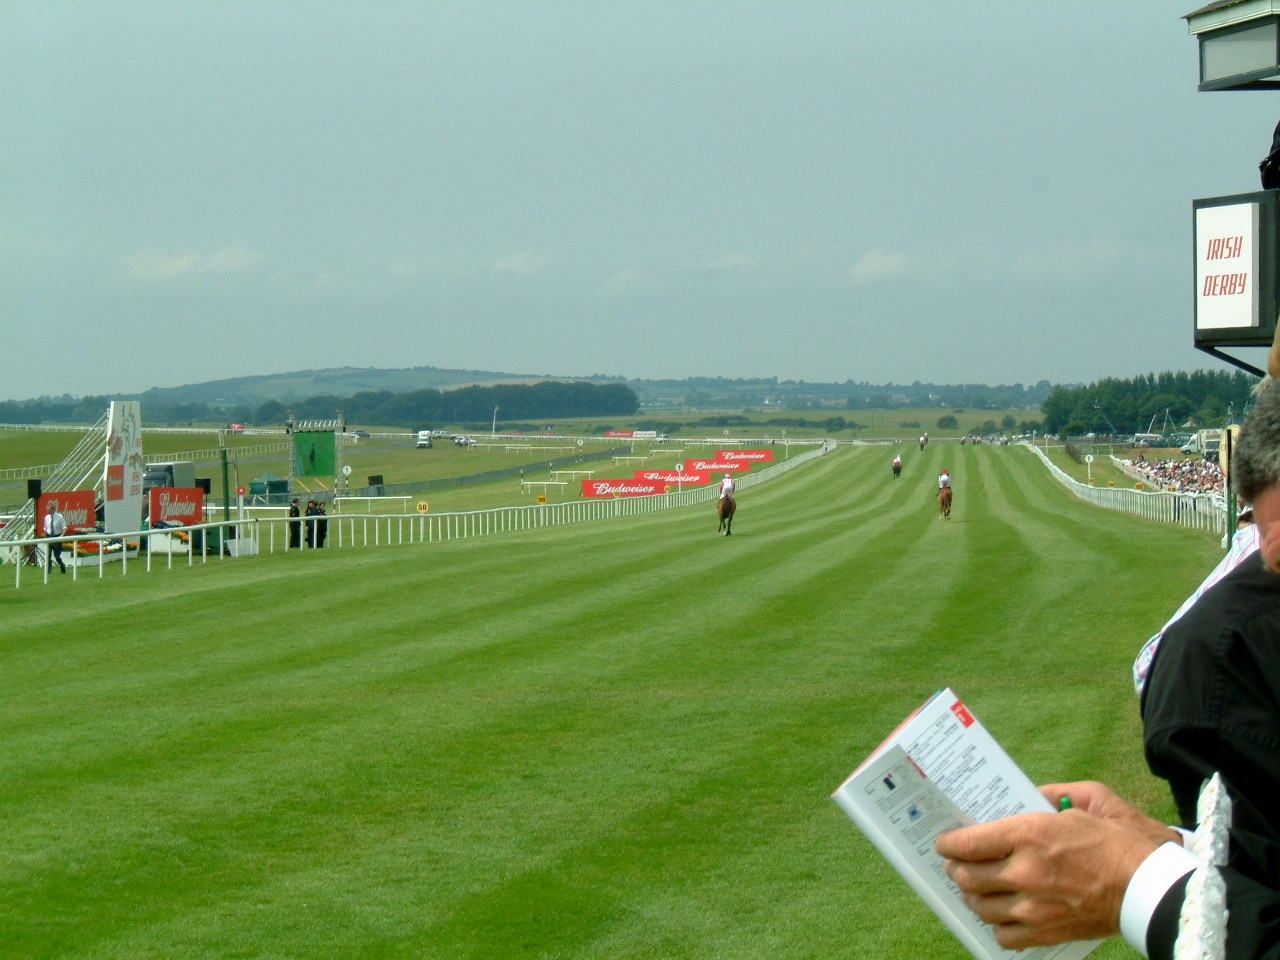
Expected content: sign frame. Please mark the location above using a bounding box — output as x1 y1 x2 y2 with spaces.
1192 190 1280 376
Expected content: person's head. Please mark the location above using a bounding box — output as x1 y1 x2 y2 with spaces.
1235 383 1280 503
1235 383 1280 568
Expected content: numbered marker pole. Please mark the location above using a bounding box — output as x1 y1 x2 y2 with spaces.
1085 453 1094 484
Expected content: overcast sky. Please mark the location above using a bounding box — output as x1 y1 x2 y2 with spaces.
4 1 1279 401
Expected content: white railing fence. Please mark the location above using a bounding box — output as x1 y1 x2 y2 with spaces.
3 443 829 588
1022 443 1227 536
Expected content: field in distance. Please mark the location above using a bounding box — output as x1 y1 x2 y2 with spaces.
0 406 1187 516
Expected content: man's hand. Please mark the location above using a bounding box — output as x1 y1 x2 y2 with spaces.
936 790 1164 949
1038 781 1182 848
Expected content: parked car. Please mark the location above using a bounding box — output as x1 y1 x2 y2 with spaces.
352 429 370 438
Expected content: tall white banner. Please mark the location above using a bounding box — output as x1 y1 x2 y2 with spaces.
104 401 144 534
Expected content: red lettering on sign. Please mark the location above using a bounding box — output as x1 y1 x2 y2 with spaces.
1202 272 1249 296
1206 236 1244 261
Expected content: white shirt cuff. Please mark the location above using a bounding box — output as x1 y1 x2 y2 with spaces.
1119 841 1202 957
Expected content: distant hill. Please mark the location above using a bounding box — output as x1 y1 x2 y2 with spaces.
129 366 1056 412
136 366 563 405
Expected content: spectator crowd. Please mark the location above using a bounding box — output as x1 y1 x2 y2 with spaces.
1119 454 1224 495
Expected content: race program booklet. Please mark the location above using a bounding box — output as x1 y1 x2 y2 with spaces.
832 689 1100 960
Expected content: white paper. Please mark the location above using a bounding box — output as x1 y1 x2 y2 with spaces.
834 690 1100 960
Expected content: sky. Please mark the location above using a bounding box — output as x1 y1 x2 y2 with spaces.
5 1 1280 401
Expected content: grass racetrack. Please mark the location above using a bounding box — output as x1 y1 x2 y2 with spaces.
0 442 1223 959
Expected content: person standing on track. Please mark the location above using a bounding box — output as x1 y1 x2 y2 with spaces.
43 501 67 574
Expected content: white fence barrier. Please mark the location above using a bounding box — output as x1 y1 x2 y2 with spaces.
3 443 829 588
1023 443 1227 536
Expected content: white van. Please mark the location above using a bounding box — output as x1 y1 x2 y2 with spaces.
1181 428 1222 457
416 430 433 449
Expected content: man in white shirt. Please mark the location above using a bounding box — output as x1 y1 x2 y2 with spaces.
43 502 67 574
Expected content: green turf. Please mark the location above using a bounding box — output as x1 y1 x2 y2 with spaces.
0 443 1219 958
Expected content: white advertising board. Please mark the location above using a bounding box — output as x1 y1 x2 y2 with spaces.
103 401 144 535
1195 201 1260 332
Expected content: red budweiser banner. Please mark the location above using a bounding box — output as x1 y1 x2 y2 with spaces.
105 464 124 502
688 459 749 472
635 470 710 484
716 449 774 462
606 430 634 438
582 479 666 498
38 490 97 535
149 487 205 526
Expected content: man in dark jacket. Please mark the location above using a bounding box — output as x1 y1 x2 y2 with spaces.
938 380 1280 957
1142 379 1280 846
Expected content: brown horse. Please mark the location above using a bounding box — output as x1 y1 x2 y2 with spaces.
717 495 736 536
937 485 952 521
892 459 902 480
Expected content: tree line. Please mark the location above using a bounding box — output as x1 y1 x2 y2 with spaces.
1040 369 1259 435
0 380 640 429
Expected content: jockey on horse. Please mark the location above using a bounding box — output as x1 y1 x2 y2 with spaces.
937 468 953 521
718 472 736 501
892 454 902 479
717 473 737 535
